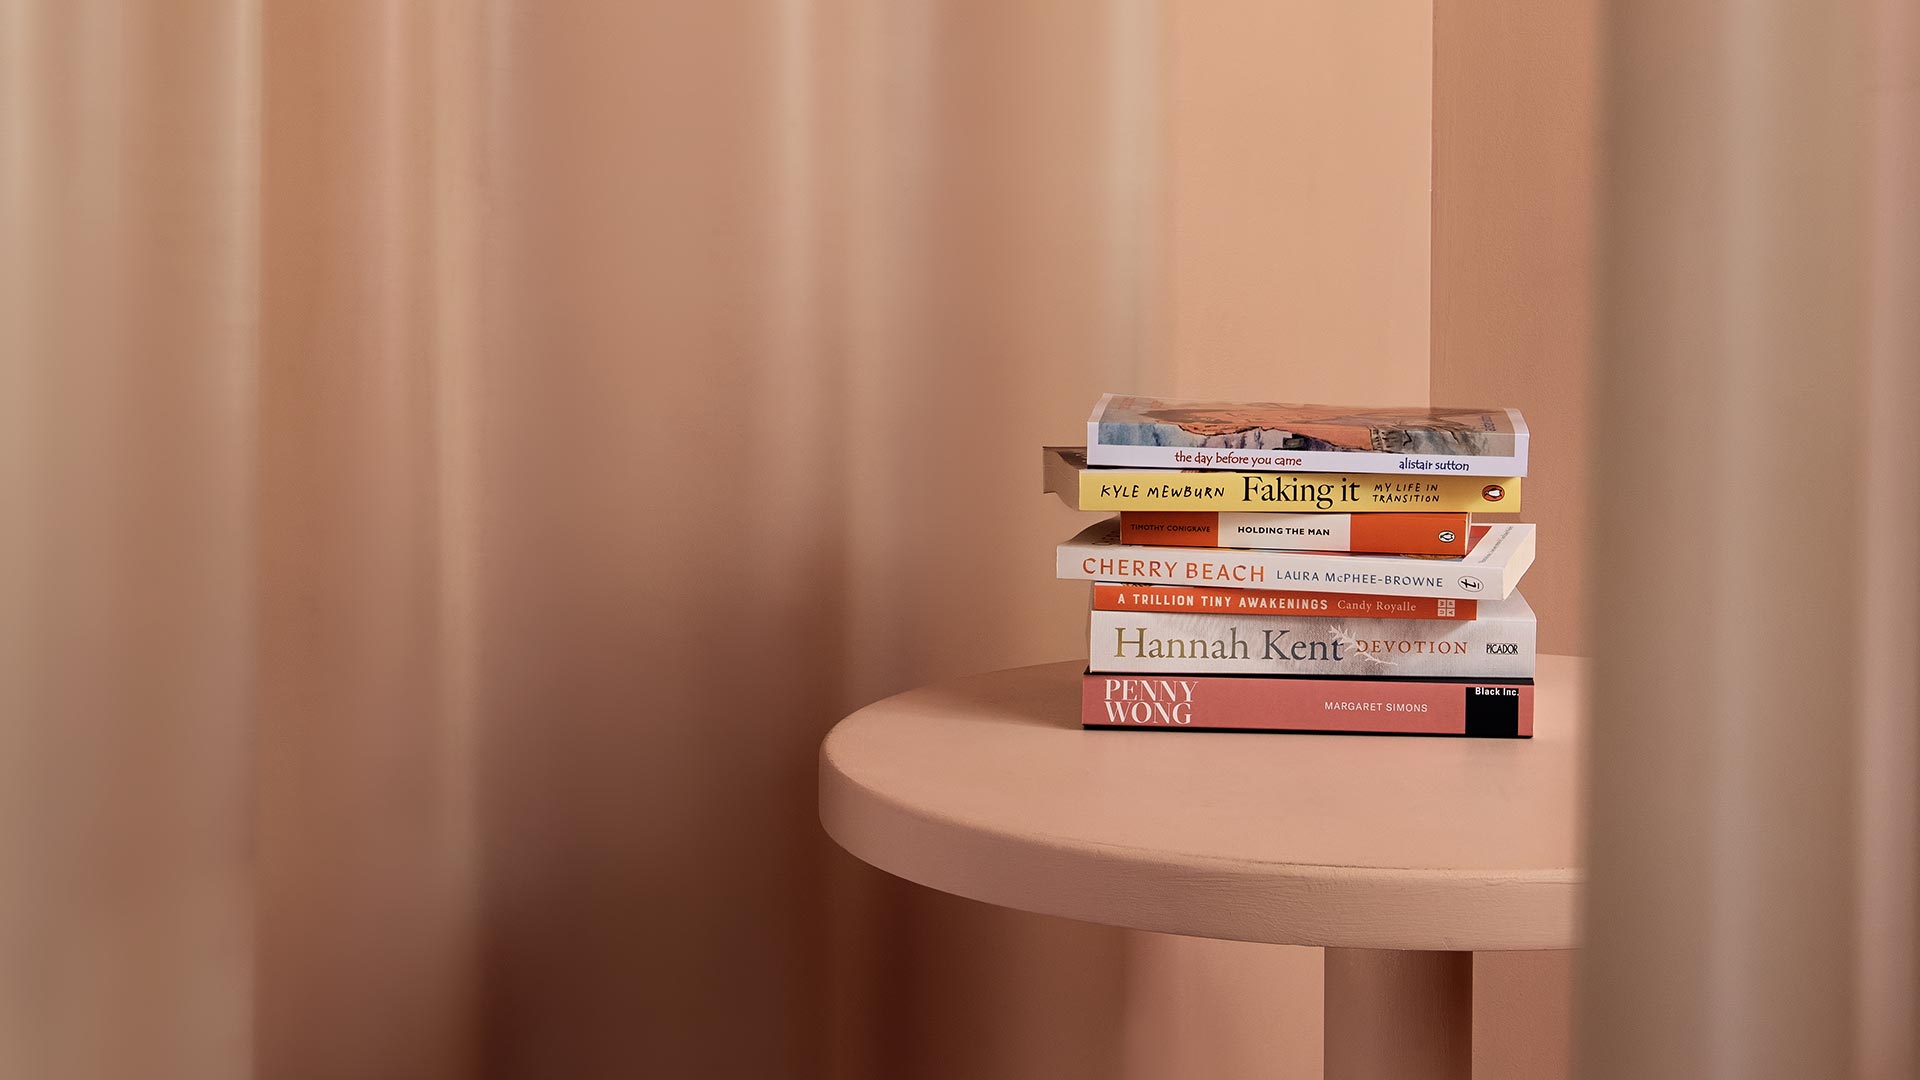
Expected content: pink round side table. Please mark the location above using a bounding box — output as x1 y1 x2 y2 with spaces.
819 655 1586 1080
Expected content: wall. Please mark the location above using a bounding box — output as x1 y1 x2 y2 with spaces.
1432 0 1598 1074
1432 0 1596 660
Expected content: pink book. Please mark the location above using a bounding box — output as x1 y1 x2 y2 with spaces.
1082 671 1533 738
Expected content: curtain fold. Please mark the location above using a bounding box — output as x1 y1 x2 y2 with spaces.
2 3 258 1077
1855 5 1920 1075
254 4 478 1077
1582 1 1920 1077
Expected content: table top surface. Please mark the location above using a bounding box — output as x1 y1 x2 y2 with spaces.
819 655 1585 951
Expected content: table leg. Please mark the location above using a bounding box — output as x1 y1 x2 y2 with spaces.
1323 947 1471 1080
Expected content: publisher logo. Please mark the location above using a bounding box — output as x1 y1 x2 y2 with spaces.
1438 530 1457 544
1458 576 1484 593
1481 484 1505 502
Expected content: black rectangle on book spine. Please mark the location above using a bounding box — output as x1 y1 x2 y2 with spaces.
1463 684 1521 737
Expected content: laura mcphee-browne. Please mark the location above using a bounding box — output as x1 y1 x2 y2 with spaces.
1080 554 1451 591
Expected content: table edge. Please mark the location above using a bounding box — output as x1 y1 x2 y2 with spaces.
819 662 1585 950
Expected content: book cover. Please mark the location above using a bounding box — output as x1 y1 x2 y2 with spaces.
1043 447 1520 514
1092 583 1478 621
1082 672 1534 737
1060 519 1535 600
1120 511 1470 555
1086 395 1529 476
1088 592 1535 679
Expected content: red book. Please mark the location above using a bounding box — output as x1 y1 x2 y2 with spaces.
1119 511 1470 555
1082 672 1533 737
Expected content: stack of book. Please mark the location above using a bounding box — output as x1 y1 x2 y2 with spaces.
1045 395 1537 737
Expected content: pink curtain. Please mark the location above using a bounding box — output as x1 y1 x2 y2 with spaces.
1581 2 1920 1078
4 3 1411 1075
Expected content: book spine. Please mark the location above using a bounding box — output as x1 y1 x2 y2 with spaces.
1088 608 1535 679
1084 441 1528 477
1091 583 1478 621
1119 511 1470 555
1082 672 1534 737
1058 522 1534 600
1077 470 1519 513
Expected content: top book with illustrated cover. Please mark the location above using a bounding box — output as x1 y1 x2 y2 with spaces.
1086 395 1529 477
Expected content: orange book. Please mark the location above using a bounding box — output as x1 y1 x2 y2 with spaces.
1092 583 1477 621
1119 511 1470 555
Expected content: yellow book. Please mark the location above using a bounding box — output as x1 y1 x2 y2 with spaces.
1043 447 1521 513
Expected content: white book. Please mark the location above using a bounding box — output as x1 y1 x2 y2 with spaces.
1088 592 1536 679
1058 519 1535 600
1085 394 1529 477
